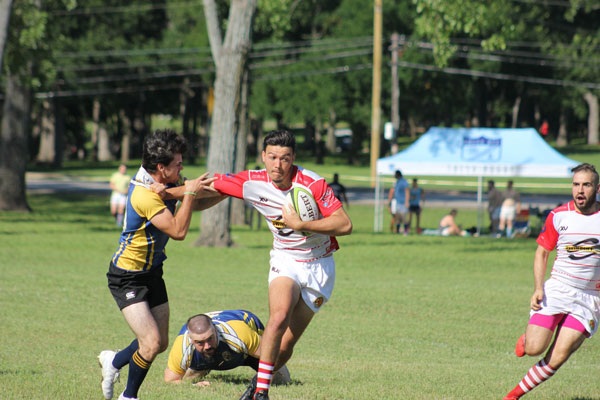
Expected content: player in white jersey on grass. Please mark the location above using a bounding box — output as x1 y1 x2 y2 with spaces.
211 130 353 400
504 163 600 400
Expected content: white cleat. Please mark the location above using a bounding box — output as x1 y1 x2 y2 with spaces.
118 392 139 400
98 350 120 399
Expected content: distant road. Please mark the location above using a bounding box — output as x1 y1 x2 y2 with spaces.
26 173 570 210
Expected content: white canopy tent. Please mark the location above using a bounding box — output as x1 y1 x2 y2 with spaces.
374 127 579 232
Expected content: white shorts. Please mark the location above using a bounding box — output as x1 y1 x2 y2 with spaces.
110 192 127 207
499 205 516 220
268 250 335 313
531 278 600 337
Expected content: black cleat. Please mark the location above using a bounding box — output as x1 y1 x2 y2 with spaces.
239 375 257 400
253 390 269 400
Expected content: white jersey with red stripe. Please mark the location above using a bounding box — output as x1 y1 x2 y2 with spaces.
537 201 600 290
214 166 343 262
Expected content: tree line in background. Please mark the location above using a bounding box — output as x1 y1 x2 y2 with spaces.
1 0 599 244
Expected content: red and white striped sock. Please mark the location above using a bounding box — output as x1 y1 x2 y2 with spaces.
506 360 557 398
256 361 275 394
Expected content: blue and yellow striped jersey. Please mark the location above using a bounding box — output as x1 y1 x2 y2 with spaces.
111 182 178 272
167 310 264 375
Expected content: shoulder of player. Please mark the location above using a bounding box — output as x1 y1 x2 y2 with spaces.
293 166 325 187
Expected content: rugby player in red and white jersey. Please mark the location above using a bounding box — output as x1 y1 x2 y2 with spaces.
211 130 352 400
504 163 600 400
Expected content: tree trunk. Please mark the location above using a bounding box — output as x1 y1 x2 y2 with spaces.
253 117 263 166
91 98 100 160
326 108 336 154
195 0 257 247
231 68 250 226
583 91 599 145
0 73 31 211
119 108 132 163
36 100 55 163
53 97 64 168
511 96 521 129
556 110 568 147
0 0 13 70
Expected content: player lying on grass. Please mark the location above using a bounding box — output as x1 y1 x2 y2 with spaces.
503 163 600 400
210 130 352 400
164 310 290 394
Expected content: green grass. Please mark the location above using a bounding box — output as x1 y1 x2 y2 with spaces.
1 194 599 399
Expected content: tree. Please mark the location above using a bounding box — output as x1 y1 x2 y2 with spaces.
194 0 258 247
0 0 12 70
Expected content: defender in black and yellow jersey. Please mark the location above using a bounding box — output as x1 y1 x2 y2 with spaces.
164 310 290 396
97 129 223 400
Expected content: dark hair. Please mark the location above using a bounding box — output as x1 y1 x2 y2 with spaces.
572 163 599 186
263 129 296 152
395 170 403 178
142 129 187 173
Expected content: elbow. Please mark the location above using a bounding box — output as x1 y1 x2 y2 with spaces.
339 221 353 236
171 231 187 241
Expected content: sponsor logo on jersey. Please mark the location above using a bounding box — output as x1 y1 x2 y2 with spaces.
125 290 136 300
590 320 595 331
222 351 232 361
271 219 286 229
558 225 568 232
259 197 268 203
566 238 600 260
271 266 280 274
313 296 324 308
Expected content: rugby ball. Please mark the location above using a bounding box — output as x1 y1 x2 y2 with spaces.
285 187 320 222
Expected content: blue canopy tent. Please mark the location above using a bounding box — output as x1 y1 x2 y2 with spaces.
374 127 579 232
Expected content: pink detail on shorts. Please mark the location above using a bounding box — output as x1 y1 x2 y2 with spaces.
529 313 564 331
529 313 588 336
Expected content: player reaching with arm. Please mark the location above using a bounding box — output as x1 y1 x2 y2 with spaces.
211 130 352 400
97 129 219 400
503 163 600 400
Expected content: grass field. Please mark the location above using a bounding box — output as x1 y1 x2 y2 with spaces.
1 193 600 399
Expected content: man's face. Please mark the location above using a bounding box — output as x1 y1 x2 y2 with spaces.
262 145 295 188
158 153 183 184
572 170 599 213
189 325 218 358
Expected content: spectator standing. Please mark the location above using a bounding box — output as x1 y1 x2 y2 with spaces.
388 170 410 234
487 180 503 234
407 178 425 234
109 164 131 226
498 180 521 238
328 173 349 209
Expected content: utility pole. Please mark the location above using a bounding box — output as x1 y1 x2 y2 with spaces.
390 32 400 155
370 0 382 188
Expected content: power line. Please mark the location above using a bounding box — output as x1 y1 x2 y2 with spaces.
395 60 600 90
48 1 202 16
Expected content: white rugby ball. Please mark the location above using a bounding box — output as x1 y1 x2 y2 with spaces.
285 187 320 222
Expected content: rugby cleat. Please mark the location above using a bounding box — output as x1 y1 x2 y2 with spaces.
514 334 526 357
253 390 269 400
238 375 257 400
117 393 138 400
98 350 120 399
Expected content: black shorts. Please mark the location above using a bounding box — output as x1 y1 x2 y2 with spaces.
409 205 421 213
107 262 168 310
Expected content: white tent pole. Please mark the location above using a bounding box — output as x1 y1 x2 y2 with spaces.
477 175 483 235
374 173 381 232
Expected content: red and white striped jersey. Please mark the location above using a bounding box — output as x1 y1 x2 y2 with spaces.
537 201 600 290
214 166 343 262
